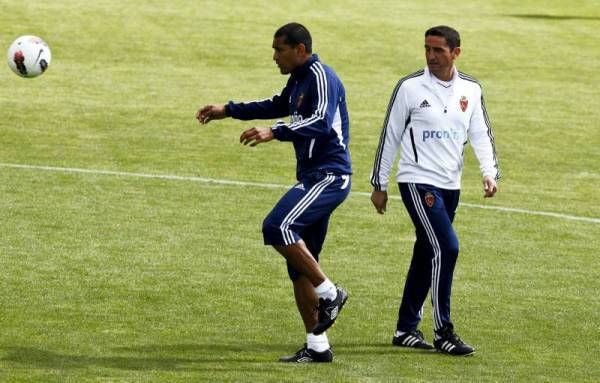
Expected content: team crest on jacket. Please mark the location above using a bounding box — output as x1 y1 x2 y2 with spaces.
459 96 468 112
297 93 304 108
424 192 435 208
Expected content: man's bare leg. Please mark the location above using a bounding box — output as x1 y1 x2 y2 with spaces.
293 275 319 332
274 240 348 335
274 240 325 286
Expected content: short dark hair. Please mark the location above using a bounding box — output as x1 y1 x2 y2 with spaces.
274 22 312 53
425 25 461 50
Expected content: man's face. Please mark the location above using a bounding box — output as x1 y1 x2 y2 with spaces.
424 35 460 78
272 36 303 74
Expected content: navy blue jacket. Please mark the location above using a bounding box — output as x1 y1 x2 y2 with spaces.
225 54 352 180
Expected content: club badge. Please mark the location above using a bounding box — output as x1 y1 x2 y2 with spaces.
459 96 468 112
297 93 304 108
424 192 435 208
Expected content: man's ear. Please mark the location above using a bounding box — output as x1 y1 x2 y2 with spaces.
452 46 461 59
296 43 307 56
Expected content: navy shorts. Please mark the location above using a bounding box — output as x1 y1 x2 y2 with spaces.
262 171 351 280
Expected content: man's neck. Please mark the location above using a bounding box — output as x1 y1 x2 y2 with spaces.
298 54 312 65
432 67 454 82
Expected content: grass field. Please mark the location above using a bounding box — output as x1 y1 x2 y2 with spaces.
1 1 599 382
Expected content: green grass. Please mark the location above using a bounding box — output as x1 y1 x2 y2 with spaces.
1 1 599 382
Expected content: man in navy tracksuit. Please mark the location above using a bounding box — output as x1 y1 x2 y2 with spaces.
197 22 351 363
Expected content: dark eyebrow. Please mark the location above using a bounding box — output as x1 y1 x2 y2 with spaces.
424 44 448 51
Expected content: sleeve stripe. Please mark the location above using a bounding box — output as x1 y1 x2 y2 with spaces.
314 62 326 118
370 70 424 190
480 94 501 180
459 71 501 180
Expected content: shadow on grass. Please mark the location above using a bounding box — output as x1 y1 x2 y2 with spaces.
0 342 292 372
507 14 600 21
1 341 441 371
334 341 440 356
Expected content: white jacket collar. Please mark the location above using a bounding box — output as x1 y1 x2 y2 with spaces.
422 66 459 88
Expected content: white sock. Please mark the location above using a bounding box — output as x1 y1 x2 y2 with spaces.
307 332 330 352
315 279 337 300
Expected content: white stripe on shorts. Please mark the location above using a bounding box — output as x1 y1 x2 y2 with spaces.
279 174 336 245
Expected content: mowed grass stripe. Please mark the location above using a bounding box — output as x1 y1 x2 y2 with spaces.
2 162 598 224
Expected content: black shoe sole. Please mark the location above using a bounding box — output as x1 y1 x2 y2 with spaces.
392 338 435 350
279 357 333 363
279 349 334 363
435 348 476 356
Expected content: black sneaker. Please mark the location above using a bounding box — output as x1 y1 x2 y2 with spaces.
392 330 434 350
312 286 348 335
279 344 333 363
434 327 475 356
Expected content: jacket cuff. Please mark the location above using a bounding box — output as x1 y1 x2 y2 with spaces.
482 168 501 181
271 122 288 141
224 102 233 117
271 126 284 141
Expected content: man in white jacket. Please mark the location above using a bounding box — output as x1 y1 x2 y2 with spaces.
370 25 500 356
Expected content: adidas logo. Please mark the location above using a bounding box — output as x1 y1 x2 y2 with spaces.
294 183 305 190
403 335 419 347
441 340 456 352
420 99 431 108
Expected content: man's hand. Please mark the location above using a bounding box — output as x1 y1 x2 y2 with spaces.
371 190 388 214
240 127 274 147
196 104 227 124
483 176 498 198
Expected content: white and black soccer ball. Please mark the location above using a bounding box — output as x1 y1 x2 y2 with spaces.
7 35 51 78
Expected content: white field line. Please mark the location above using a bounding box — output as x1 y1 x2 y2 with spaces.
2 162 599 224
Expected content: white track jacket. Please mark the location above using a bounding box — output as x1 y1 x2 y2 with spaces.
371 67 500 191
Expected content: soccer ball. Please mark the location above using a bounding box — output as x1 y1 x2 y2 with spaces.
7 35 51 78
